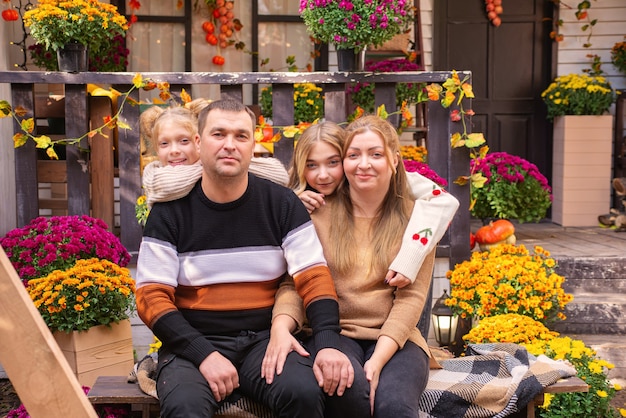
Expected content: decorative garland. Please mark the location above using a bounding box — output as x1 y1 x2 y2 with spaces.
485 0 595 48
200 0 244 66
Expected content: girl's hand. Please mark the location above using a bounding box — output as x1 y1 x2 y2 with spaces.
384 270 411 288
298 191 325 214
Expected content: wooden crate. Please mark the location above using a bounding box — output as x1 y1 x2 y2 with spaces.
53 319 135 388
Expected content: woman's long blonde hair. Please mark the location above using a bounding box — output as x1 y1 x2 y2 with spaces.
327 115 414 275
287 121 345 195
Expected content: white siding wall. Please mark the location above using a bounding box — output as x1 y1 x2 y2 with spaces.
420 0 434 71
557 0 626 91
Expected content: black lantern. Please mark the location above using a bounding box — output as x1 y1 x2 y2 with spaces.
431 289 458 347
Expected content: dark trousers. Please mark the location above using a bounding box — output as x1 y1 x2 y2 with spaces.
156 330 324 418
308 335 429 418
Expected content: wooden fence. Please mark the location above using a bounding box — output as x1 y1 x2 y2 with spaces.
0 70 471 267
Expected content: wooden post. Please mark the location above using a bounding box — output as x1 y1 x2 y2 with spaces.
0 248 98 418
89 96 115 231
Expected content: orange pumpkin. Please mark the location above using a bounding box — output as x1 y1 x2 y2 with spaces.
475 219 516 250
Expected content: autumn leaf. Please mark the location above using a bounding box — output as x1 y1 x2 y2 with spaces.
450 109 461 122
441 90 455 108
470 172 488 188
117 120 131 130
21 118 34 134
466 132 486 148
46 147 59 160
34 135 52 149
14 106 28 117
180 89 192 104
0 100 11 116
426 83 442 101
461 82 474 99
376 104 388 120
282 125 301 138
13 133 28 148
132 73 144 88
450 132 463 148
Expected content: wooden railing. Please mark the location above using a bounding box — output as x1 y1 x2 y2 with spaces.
0 71 471 266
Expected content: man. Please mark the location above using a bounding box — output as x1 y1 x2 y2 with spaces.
136 99 353 418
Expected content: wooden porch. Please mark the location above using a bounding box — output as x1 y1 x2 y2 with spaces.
0 70 472 266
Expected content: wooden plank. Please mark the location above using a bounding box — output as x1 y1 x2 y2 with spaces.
322 84 348 124
64 84 91 216
38 198 69 210
37 160 68 183
116 84 143 261
271 84 295 167
88 376 159 405
13 83 39 227
542 376 588 394
89 96 115 230
374 82 398 126
35 95 65 119
0 247 98 417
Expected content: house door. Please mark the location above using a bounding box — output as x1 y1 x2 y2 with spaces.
434 0 555 181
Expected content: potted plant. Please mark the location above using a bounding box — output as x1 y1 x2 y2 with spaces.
610 41 626 75
28 34 129 72
470 151 552 223
0 215 131 286
541 73 615 121
445 243 573 325
541 73 616 227
26 257 135 333
299 0 414 70
25 257 136 386
23 0 128 72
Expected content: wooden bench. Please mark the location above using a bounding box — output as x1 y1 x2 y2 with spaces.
87 374 589 418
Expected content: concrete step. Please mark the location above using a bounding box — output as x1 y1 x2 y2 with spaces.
553 293 626 335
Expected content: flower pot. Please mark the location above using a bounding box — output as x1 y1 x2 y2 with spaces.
57 43 88 73
551 115 614 227
53 319 135 387
336 47 366 72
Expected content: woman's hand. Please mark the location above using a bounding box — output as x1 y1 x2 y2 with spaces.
298 190 325 214
262 315 309 384
365 336 398 414
384 270 411 288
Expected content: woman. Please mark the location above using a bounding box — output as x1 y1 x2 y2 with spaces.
288 121 458 288
272 116 442 417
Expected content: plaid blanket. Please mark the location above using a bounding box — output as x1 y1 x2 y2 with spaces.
418 343 577 418
130 343 575 418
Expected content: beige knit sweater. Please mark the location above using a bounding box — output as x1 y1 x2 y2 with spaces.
274 200 437 361
142 157 289 208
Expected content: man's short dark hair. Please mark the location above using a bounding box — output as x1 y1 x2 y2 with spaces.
198 99 257 136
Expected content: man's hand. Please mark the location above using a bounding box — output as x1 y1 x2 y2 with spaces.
199 351 239 402
312 348 354 396
262 317 310 384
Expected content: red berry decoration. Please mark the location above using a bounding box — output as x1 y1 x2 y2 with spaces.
432 189 441 196
2 9 19 21
485 0 503 26
212 55 225 66
412 233 420 241
420 237 428 245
